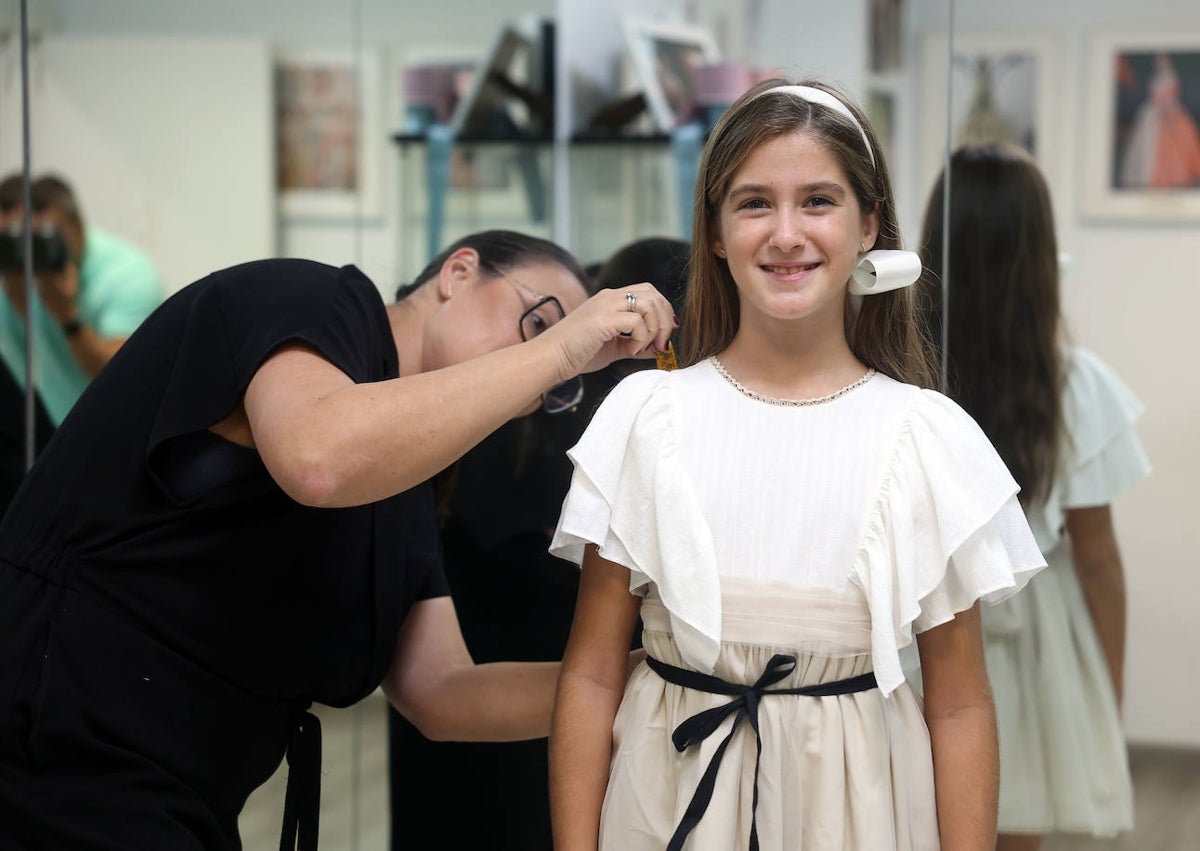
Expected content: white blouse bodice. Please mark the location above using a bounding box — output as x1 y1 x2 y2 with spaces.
670 360 914 590
550 360 1046 694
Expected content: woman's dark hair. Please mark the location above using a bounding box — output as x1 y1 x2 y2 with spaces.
917 142 1065 504
395 229 587 300
591 236 690 316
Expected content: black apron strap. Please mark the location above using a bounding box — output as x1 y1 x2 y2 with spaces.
646 653 877 851
279 708 322 851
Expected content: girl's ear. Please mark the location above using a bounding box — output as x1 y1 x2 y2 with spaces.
861 205 881 251
710 224 726 259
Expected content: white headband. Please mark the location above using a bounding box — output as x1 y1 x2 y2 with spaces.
753 85 876 169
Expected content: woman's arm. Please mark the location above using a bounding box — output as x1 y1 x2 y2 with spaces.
1064 504 1127 704
550 545 642 851
917 602 998 850
380 595 560 742
243 285 674 508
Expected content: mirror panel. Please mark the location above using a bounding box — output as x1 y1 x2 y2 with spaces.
11 1 1198 845
945 0 1199 756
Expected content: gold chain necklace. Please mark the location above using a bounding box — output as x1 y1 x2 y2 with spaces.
710 357 876 407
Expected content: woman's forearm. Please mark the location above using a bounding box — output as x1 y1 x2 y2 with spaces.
397 660 561 742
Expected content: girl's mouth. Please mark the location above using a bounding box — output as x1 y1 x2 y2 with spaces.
762 263 819 275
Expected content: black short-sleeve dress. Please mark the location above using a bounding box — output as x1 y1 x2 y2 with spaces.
0 259 449 849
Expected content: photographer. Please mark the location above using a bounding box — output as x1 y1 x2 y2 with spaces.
0 173 162 425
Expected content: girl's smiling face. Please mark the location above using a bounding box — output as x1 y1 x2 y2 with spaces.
713 129 878 331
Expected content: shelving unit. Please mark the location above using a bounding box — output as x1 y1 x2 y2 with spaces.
393 129 704 273
393 132 555 273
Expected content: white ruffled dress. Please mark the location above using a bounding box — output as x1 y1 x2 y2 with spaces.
550 360 1046 850
979 347 1151 836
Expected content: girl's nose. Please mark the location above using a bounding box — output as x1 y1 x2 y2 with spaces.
768 211 805 252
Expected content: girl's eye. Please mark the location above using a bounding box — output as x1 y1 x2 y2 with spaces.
806 196 833 207
737 198 768 210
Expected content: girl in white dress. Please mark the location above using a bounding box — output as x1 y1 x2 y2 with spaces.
548 78 1046 850
917 142 1151 851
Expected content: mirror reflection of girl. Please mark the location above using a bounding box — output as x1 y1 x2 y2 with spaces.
919 142 1151 851
547 79 1046 851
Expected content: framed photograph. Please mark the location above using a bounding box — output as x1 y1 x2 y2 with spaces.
275 47 383 221
869 0 904 74
621 18 720 133
1081 30 1200 221
919 32 1062 203
865 87 899 168
448 19 553 139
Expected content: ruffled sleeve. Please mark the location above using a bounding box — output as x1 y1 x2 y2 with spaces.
549 370 723 673
1059 347 1151 508
852 390 1047 695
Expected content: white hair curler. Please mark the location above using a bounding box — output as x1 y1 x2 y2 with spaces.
849 250 922 295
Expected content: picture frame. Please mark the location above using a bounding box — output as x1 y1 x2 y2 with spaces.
918 31 1062 204
1081 29 1200 222
275 47 383 221
621 17 720 134
865 86 899 170
869 0 904 74
448 18 553 139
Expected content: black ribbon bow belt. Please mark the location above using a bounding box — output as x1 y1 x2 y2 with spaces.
646 653 877 851
279 707 322 851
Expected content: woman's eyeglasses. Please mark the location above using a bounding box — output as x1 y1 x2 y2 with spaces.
508 277 585 415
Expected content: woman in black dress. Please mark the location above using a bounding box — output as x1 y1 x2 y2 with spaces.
0 229 675 850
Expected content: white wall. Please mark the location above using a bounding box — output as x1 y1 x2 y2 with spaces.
0 35 274 294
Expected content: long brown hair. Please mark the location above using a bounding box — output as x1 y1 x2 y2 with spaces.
679 77 936 388
917 142 1065 504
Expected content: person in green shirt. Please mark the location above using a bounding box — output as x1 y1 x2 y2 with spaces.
0 173 163 426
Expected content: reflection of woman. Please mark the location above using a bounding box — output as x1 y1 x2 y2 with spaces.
1119 53 1200 188
919 143 1151 850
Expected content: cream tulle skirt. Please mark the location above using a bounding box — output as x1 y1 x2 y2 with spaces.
598 581 940 850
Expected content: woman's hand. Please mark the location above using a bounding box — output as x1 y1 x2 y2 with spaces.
538 283 677 381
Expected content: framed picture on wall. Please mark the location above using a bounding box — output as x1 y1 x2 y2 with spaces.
865 87 899 168
275 47 383 221
1081 30 1200 222
918 32 1062 204
621 18 720 134
869 0 904 74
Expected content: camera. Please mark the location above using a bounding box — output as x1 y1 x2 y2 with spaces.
0 224 70 274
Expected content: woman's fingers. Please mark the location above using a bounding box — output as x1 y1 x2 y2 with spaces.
613 283 674 353
544 283 678 378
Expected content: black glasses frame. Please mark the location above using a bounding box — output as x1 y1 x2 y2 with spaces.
518 295 584 414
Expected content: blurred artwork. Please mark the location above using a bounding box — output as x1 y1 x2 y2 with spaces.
865 89 897 166
870 0 903 73
276 63 359 191
951 51 1038 155
1114 51 1200 189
